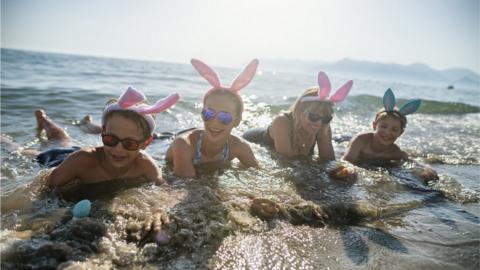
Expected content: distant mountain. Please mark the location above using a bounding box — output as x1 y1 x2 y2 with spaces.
261 58 479 90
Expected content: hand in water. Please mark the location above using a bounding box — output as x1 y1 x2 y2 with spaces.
412 166 439 183
140 210 171 245
327 162 357 181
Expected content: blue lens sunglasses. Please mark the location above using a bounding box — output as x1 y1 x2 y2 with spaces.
201 107 234 125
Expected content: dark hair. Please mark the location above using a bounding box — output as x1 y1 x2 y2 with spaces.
103 99 153 140
204 89 243 118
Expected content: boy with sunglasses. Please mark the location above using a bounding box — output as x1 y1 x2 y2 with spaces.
36 87 179 187
165 59 259 178
243 71 353 162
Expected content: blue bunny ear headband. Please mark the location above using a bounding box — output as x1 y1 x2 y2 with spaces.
377 88 421 126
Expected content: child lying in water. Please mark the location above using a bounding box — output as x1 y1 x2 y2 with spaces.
35 87 179 187
165 59 260 178
342 88 438 182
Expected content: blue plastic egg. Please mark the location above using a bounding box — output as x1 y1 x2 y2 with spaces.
72 199 91 218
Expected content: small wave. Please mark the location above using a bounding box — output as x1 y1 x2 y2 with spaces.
347 95 480 114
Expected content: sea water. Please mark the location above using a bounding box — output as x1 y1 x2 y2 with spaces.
1 48 479 269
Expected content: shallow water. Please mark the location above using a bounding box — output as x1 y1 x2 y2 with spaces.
1 48 479 269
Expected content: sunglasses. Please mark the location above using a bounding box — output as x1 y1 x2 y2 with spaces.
306 112 333 124
101 133 144 151
201 107 234 125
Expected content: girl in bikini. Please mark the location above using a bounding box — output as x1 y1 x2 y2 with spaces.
165 59 260 178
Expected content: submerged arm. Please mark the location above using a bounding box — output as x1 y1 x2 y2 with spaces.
316 124 335 162
141 153 164 185
169 138 196 178
342 134 365 165
233 137 259 168
46 150 89 187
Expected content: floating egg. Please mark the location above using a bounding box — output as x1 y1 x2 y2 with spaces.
72 199 91 218
155 230 171 245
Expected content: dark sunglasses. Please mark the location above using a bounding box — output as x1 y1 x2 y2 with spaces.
307 112 333 124
201 107 234 125
101 133 144 151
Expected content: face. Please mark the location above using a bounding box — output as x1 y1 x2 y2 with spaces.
299 103 332 133
102 114 148 169
202 94 240 142
372 115 404 146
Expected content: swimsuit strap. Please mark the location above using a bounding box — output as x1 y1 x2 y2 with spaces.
193 131 229 165
193 132 204 165
221 138 230 161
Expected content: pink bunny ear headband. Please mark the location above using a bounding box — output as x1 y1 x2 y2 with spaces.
102 86 180 133
300 71 353 103
191 58 259 113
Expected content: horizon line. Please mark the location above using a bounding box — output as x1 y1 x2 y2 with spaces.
1 46 478 75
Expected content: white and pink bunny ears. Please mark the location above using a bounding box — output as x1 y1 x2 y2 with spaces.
382 88 421 116
301 71 353 103
191 58 259 113
102 86 180 133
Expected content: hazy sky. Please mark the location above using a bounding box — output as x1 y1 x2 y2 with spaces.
1 0 479 72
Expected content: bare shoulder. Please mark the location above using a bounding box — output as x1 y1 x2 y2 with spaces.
167 129 197 160
136 151 163 183
271 114 291 128
349 132 373 146
173 129 198 147
65 147 99 165
136 151 157 164
228 134 251 153
229 134 248 148
228 134 258 166
270 114 292 137
354 132 373 142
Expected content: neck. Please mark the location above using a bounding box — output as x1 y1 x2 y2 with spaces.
201 133 227 158
101 151 134 179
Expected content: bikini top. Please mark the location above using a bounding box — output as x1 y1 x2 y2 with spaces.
193 132 230 165
267 112 315 155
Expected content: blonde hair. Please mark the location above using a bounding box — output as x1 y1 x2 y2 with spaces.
287 87 334 147
289 87 334 120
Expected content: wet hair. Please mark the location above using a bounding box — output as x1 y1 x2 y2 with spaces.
374 107 407 129
204 89 243 119
103 99 153 140
289 87 334 119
